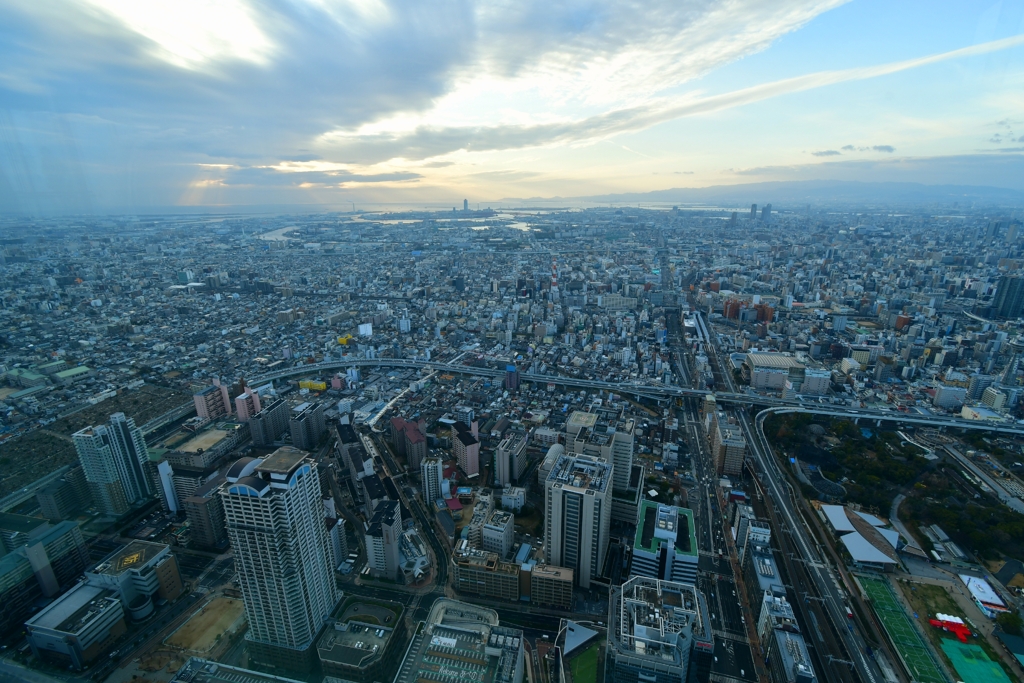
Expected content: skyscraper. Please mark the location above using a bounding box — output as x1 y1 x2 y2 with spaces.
72 412 152 516
221 448 339 672
994 275 1024 319
544 454 612 588
750 203 757 219
290 402 325 450
421 456 444 502
761 203 772 222
365 500 402 580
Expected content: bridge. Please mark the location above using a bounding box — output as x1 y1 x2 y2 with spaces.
140 356 1024 437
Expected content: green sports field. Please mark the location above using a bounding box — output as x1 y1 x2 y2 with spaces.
569 643 600 683
857 575 947 683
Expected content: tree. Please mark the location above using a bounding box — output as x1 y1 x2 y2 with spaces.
997 611 1023 636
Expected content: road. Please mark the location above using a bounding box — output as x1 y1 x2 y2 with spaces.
742 409 882 683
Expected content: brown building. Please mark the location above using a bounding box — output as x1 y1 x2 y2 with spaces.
183 475 227 549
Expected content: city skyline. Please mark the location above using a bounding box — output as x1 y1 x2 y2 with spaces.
2 1 1024 213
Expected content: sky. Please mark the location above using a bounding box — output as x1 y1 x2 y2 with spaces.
1 0 1024 213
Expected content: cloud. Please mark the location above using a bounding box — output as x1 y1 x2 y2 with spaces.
321 33 1024 163
216 166 421 187
812 150 841 156
872 145 895 153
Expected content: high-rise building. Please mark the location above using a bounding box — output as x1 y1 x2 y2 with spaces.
36 464 91 521
365 500 402 580
750 203 757 219
994 275 1024 319
565 410 635 494
234 387 261 422
453 421 480 477
606 576 713 683
494 430 528 486
761 203 772 222
221 447 339 672
482 510 514 559
712 415 746 476
505 364 520 392
544 454 612 588
630 500 699 584
183 475 227 549
73 413 152 516
765 629 816 683
249 398 289 446
421 456 444 503
193 379 231 421
290 402 325 451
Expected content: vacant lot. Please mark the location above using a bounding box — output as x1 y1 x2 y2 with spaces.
166 597 245 654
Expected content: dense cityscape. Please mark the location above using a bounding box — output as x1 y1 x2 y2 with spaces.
0 203 1021 683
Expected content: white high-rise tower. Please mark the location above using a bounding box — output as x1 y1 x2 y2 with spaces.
72 412 151 516
221 447 339 672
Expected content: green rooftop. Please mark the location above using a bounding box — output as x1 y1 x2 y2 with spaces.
634 500 697 557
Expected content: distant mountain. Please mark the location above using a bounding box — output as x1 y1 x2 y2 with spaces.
570 180 1024 207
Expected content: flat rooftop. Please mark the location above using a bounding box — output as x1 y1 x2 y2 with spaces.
92 540 166 576
26 584 119 633
548 455 611 493
255 446 309 475
635 501 697 557
317 600 402 668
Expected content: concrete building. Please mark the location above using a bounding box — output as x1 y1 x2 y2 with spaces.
221 447 340 673
290 401 326 451
758 592 799 644
420 456 444 503
765 629 816 683
234 387 262 422
743 353 805 391
544 454 612 588
85 541 182 621
72 412 152 516
183 475 227 549
394 599 524 683
193 379 232 421
501 485 526 512
249 397 290 446
25 584 126 670
366 500 402 580
482 510 515 559
495 430 529 487
606 576 713 683
453 421 481 477
452 542 520 603
712 415 746 476
525 563 574 611
630 501 699 584
317 597 406 683
35 464 91 522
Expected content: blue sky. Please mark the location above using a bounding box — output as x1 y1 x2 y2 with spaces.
1 0 1023 213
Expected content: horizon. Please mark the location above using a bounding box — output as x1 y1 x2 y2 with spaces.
3 1 1024 213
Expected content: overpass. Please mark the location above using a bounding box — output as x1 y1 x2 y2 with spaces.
141 356 1024 437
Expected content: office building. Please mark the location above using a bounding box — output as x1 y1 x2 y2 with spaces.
453 421 480 477
25 584 127 670
249 397 290 446
317 597 406 683
994 275 1024 319
85 541 183 621
452 543 520 604
221 447 339 672
630 501 698 584
36 464 91 522
482 510 515 559
565 410 635 494
501 485 525 512
712 416 746 476
765 629 816 683
526 564 574 611
73 412 152 516
234 387 262 422
495 430 528 486
544 454 612 588
421 456 444 503
193 379 232 421
183 475 227 549
366 500 402 580
394 599 524 683
606 576 713 683
290 402 326 451
758 592 799 643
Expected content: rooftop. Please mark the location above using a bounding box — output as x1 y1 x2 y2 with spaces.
634 501 697 557
547 454 611 493
92 540 166 576
255 446 309 475
26 583 119 633
317 598 403 668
